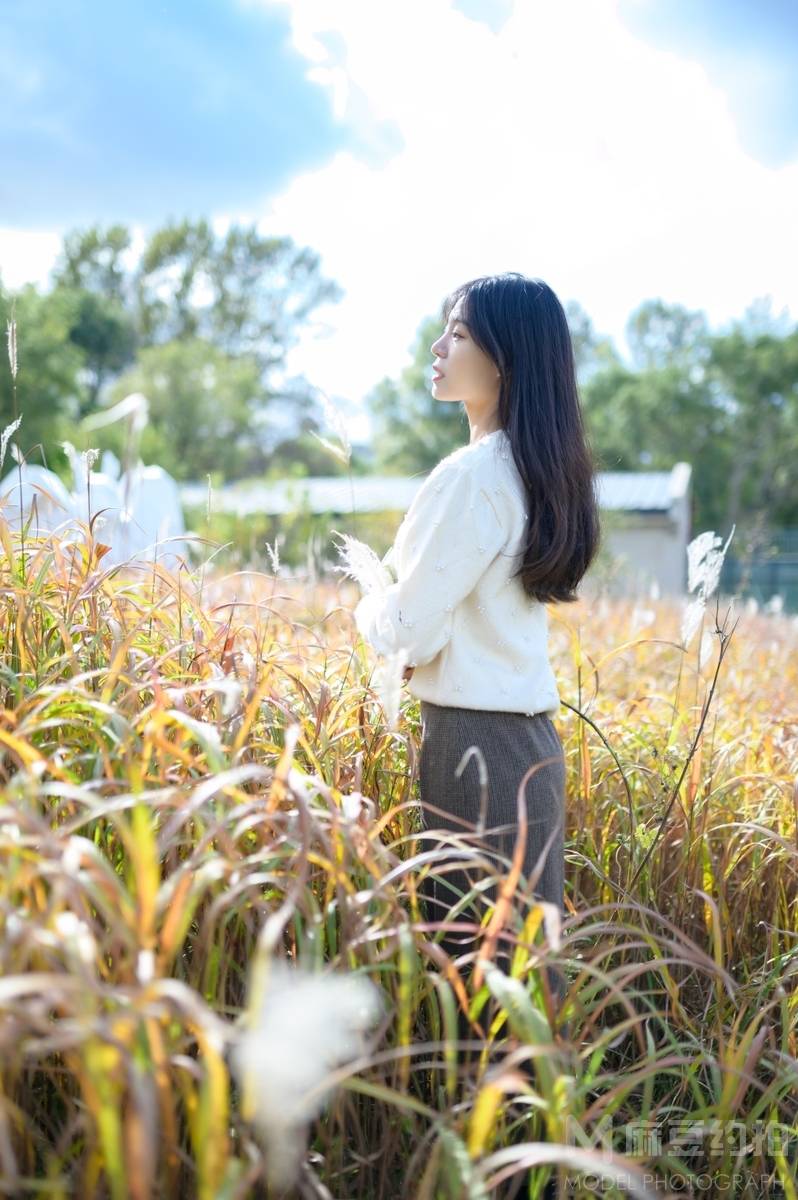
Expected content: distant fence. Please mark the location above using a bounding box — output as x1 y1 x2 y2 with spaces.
720 528 798 613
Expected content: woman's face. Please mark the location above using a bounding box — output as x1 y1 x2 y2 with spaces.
429 299 501 414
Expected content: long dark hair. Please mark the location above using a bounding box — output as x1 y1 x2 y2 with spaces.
441 272 601 604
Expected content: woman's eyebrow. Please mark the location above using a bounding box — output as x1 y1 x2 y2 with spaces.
447 315 470 329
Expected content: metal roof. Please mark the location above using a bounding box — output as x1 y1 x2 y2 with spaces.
597 463 691 512
180 475 424 516
180 463 691 517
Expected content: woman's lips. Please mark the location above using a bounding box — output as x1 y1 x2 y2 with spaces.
432 371 444 381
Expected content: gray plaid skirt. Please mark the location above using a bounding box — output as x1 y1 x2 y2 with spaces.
417 700 566 977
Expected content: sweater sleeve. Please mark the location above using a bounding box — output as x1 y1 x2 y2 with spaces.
353 459 506 667
380 543 398 585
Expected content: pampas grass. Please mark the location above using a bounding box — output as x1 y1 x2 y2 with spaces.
1 306 797 1196
330 528 395 594
232 957 383 1191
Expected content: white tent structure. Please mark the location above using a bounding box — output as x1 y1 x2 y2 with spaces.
0 392 188 569
0 449 187 569
110 459 187 566
0 463 75 534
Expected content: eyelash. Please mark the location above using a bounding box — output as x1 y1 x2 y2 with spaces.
450 331 462 339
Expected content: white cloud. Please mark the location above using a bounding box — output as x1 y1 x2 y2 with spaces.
0 227 64 291
0 222 149 293
244 0 798 441
4 0 796 448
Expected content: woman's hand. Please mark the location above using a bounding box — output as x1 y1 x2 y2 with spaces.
402 665 415 682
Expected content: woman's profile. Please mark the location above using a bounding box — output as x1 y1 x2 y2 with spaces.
353 271 601 1015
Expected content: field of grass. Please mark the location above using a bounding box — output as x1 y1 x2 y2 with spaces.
0 500 796 1199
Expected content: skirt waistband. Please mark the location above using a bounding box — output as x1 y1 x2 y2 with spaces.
419 700 553 721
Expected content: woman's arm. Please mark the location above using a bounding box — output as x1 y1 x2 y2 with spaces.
354 459 506 667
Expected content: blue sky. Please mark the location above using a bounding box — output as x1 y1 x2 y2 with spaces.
1 0 796 438
2 0 795 226
617 0 797 165
1 0 348 226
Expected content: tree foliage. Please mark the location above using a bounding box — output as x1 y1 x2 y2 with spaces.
363 296 798 539
101 338 267 482
3 218 344 480
2 227 796 546
0 284 85 473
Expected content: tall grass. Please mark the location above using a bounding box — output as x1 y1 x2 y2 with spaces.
0 499 795 1197
2 314 798 1195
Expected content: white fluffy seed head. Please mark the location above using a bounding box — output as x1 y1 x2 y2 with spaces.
231 959 382 1191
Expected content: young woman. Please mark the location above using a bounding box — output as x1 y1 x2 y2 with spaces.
354 272 600 1009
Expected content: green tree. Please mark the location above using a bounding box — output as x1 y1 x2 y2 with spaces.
0 284 86 475
581 299 798 537
53 220 343 365
98 339 268 482
64 290 138 413
582 297 718 477
48 219 344 475
53 224 134 308
5 217 351 484
581 359 732 530
564 298 622 383
626 298 711 372
707 323 798 536
131 219 343 369
583 298 727 527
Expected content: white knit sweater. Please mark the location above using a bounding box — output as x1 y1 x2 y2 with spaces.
353 428 561 717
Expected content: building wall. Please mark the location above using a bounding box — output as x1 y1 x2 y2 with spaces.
597 510 689 597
